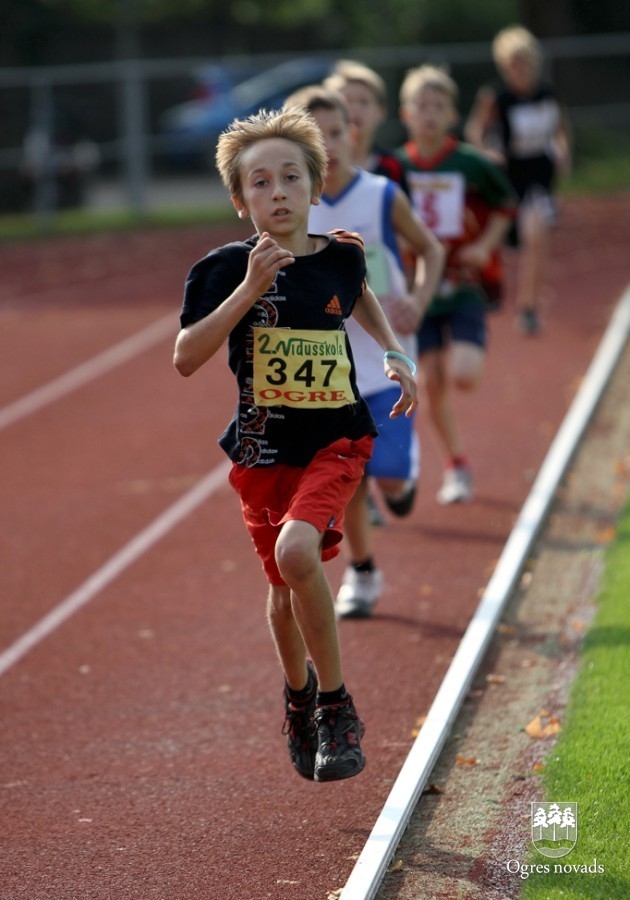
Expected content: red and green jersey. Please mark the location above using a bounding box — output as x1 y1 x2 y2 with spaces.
397 137 517 312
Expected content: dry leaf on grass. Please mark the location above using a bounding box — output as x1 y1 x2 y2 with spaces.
524 712 562 739
596 524 617 544
455 756 478 765
422 783 444 795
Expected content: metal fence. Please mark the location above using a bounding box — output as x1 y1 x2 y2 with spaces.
1 33 629 224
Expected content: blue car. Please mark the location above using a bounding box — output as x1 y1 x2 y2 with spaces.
159 57 333 169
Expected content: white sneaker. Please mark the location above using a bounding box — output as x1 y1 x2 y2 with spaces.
437 466 472 505
335 567 383 619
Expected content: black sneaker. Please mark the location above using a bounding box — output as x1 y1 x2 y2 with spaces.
384 480 416 517
282 662 318 780
366 491 386 526
313 698 366 782
518 307 541 336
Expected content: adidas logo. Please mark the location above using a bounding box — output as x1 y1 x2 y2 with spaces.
325 295 343 315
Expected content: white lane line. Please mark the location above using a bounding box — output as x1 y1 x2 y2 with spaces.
0 460 231 678
340 284 630 900
0 313 175 431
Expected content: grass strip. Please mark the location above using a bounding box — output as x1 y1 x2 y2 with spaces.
522 499 630 899
0 201 235 242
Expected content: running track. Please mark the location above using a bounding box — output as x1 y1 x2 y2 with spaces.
1 195 629 899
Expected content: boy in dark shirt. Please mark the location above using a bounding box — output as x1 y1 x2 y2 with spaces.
174 106 417 781
465 26 571 334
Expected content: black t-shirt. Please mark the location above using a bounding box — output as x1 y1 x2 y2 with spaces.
181 230 377 468
368 145 411 196
494 82 562 194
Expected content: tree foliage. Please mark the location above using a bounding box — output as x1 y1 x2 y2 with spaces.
3 0 629 68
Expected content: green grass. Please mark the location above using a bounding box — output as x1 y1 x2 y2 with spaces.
560 126 630 195
522 500 630 899
0 200 235 242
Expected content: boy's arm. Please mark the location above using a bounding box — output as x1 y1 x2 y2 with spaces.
553 107 572 178
456 211 512 270
351 284 418 419
174 234 294 377
464 86 505 166
390 188 445 322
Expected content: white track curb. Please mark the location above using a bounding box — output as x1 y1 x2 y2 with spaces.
340 285 630 900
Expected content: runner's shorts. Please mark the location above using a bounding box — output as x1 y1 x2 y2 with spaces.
228 434 373 586
364 386 420 480
417 299 487 353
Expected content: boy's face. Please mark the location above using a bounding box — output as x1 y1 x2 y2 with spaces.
232 138 319 237
340 81 385 141
309 107 354 187
401 86 457 143
499 53 538 95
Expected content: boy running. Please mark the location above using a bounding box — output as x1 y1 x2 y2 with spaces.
173 107 417 781
324 59 410 192
397 66 517 504
465 26 572 334
286 85 444 618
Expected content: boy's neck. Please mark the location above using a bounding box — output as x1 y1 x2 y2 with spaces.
323 164 358 199
410 134 453 159
353 134 373 168
262 232 324 257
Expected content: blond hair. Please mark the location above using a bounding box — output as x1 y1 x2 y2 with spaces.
284 84 350 123
399 64 458 107
215 106 328 199
492 25 542 73
324 59 388 109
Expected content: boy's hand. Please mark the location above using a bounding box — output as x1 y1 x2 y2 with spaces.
387 295 422 335
245 232 295 298
456 241 490 271
384 357 418 418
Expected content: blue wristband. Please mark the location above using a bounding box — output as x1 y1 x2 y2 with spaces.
383 350 417 376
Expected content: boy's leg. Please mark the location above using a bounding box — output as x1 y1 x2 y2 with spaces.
341 475 372 564
274 519 366 781
336 476 383 619
447 340 485 392
274 519 342 692
422 348 462 460
423 342 483 504
268 584 320 781
515 191 554 334
266 583 310 691
368 385 420 518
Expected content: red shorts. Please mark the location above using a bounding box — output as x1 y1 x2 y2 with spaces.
228 435 373 586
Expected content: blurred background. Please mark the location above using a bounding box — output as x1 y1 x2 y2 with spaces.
1 0 629 226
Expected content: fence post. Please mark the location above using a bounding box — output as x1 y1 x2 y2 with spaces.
120 59 149 217
29 76 57 230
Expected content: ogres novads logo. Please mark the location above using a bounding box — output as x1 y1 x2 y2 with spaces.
531 802 578 858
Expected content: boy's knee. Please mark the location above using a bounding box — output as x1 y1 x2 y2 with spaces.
452 371 480 391
275 531 318 584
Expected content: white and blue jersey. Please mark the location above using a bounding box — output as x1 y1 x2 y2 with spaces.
309 169 419 481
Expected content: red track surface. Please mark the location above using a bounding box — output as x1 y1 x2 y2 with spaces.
1 195 629 900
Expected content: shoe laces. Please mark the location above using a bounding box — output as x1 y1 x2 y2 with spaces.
314 701 358 737
282 695 316 741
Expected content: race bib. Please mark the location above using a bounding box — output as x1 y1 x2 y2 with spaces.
408 171 465 239
252 327 356 409
364 244 393 297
